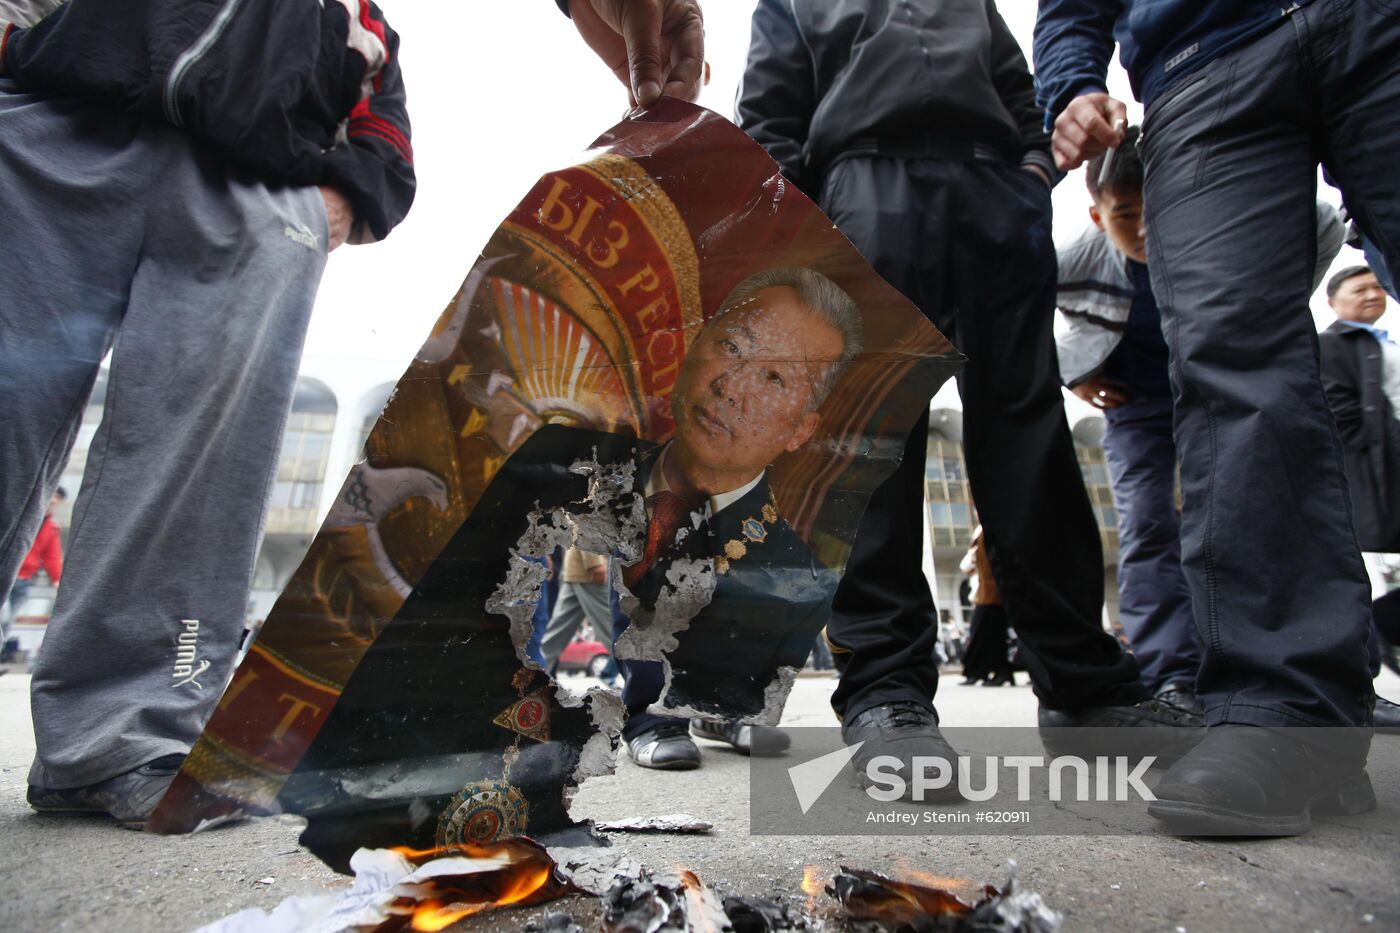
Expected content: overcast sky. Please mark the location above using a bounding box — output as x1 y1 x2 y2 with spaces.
303 1 1380 385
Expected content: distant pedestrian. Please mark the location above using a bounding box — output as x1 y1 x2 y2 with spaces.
538 549 617 680
3 487 66 662
1317 265 1400 732
959 527 1015 687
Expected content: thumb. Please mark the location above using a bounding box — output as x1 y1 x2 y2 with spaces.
1104 97 1129 140
617 1 665 106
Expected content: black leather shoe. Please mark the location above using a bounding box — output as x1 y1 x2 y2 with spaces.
1155 681 1204 717
1038 697 1205 764
841 702 962 802
1374 696 1400 735
626 721 701 770
981 671 1016 687
27 753 185 827
690 719 791 756
1148 726 1375 836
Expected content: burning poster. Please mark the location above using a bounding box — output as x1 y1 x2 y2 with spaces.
149 99 960 866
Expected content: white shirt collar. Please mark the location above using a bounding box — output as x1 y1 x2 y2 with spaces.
644 443 765 517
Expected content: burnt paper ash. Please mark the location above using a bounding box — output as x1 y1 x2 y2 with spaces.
722 894 811 933
827 863 1060 933
526 911 589 933
602 870 731 933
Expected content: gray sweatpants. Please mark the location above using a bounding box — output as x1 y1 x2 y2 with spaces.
539 581 615 670
0 81 328 789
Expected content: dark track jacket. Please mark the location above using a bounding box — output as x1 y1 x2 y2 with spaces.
1 0 414 243
736 0 1054 194
1033 0 1316 121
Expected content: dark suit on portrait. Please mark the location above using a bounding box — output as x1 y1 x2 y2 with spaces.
617 447 836 736
280 424 834 867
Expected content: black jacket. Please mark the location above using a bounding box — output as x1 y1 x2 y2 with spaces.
2 0 413 243
736 0 1054 193
1319 322 1400 552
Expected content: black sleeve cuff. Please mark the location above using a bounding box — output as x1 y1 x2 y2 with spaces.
1019 149 1058 185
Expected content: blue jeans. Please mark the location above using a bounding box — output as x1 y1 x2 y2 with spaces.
1102 397 1200 692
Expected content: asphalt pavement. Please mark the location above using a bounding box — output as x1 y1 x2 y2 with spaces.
3 668 1399 933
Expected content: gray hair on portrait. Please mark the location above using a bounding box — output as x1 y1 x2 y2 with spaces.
715 266 865 408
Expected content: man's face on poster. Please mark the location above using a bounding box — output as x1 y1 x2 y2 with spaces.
670 286 845 491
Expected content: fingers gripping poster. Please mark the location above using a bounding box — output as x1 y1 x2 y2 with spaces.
149 100 962 867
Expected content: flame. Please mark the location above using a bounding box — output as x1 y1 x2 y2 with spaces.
408 863 553 932
674 868 722 933
800 865 824 897
391 842 515 861
890 857 979 898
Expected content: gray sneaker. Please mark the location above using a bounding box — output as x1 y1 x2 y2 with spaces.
690 719 792 756
27 754 184 827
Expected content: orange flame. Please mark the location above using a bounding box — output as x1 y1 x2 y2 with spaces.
800 865 824 897
890 857 979 898
408 863 554 932
391 842 521 861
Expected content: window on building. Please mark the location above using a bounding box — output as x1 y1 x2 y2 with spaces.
924 432 976 550
1076 443 1120 549
267 378 337 534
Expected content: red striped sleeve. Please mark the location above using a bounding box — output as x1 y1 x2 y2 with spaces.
347 98 413 163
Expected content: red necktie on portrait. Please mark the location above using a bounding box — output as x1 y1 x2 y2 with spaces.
622 490 698 590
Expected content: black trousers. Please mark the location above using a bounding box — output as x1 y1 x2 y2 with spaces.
1140 0 1398 730
823 158 1145 720
961 603 1013 683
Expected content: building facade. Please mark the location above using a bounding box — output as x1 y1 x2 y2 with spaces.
922 408 1121 634
9 363 1122 654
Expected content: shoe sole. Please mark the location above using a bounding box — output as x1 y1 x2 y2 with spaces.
1147 770 1376 836
689 729 751 755
690 726 792 757
29 800 148 829
28 799 106 815
631 757 701 771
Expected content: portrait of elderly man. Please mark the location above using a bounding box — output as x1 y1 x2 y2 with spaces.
614 266 862 769
276 267 864 854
